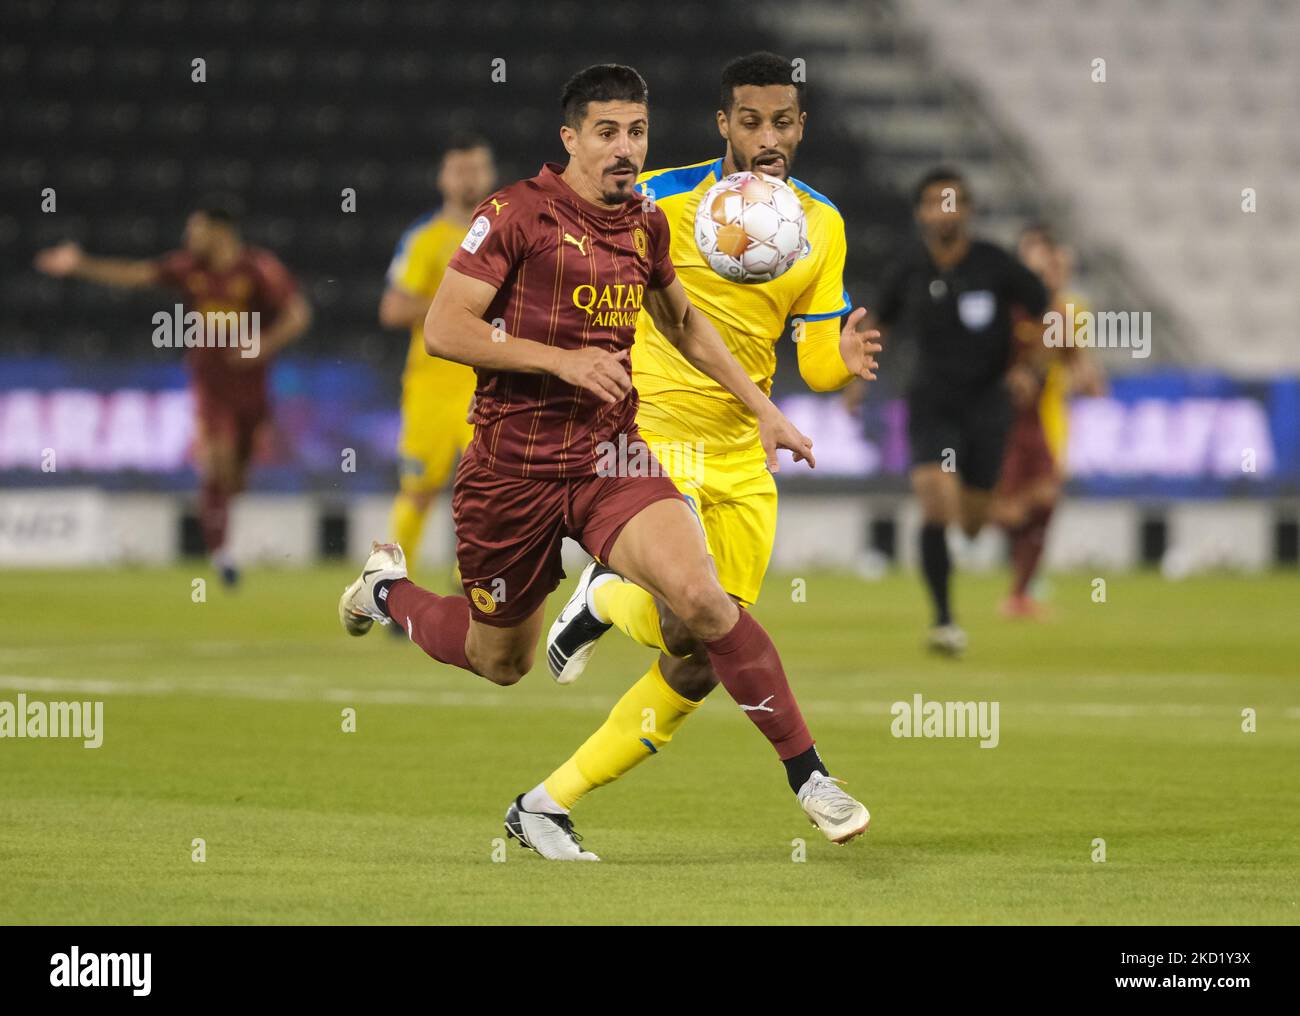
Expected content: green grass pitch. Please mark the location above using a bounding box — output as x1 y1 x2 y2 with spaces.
0 564 1296 925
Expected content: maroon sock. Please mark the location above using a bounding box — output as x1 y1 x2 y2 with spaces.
384 579 476 673
1010 506 1053 596
198 479 229 555
704 609 814 760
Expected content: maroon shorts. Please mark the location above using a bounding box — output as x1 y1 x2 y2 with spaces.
996 410 1056 497
451 441 684 627
194 386 268 463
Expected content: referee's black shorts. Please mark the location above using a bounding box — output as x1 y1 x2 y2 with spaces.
907 383 1012 491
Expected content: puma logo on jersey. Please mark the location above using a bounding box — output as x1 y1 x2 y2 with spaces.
489 197 509 215
739 695 775 713
563 232 589 256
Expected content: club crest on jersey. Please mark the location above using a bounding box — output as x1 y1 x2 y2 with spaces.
632 226 647 259
470 587 497 614
572 283 644 327
461 215 491 254
957 290 995 331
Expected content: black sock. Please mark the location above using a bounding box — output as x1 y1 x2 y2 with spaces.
920 523 953 626
783 744 826 793
374 579 396 618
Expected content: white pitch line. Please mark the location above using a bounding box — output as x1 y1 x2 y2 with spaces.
0 674 1293 721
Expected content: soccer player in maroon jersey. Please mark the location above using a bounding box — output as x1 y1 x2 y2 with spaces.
34 202 312 586
992 224 1106 617
339 64 871 859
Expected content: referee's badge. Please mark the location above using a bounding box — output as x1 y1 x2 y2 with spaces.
957 289 995 331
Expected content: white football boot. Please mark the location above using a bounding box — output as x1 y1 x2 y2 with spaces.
798 772 871 845
504 797 600 861
545 560 620 684
338 541 408 637
927 623 968 657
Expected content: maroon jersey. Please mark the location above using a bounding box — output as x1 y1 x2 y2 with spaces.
154 247 297 401
448 162 676 478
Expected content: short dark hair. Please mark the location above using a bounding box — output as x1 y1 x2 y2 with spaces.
441 133 493 167
194 195 242 228
720 51 805 114
560 64 649 128
913 166 968 207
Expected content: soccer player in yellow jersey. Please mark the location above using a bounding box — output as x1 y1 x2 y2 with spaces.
380 136 496 581
519 53 883 832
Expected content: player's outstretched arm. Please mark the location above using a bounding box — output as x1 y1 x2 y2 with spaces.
33 241 159 288
645 278 814 471
796 308 882 392
425 267 632 404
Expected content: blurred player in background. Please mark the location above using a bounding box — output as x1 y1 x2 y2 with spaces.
539 52 881 824
34 202 311 586
870 168 1047 656
380 136 497 587
992 223 1105 617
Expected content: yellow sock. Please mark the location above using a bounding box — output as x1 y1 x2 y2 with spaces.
544 660 700 810
592 579 670 655
390 493 427 578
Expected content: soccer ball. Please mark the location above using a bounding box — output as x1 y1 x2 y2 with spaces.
695 171 807 284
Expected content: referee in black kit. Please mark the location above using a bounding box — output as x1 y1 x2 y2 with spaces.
871 167 1048 656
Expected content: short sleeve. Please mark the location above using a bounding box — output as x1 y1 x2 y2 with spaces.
252 250 297 316
1004 252 1048 318
791 210 850 322
447 195 527 291
645 206 676 290
386 222 435 295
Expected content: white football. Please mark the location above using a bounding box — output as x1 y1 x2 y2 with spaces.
695 171 808 284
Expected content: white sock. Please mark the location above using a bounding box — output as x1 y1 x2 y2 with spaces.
521 782 568 815
585 570 621 623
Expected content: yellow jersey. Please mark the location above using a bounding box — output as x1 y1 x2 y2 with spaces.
386 212 479 392
633 159 851 454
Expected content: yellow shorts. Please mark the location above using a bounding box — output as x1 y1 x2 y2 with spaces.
398 381 474 494
640 426 777 608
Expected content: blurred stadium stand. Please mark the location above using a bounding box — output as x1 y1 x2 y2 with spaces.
2 0 907 366
899 0 1300 374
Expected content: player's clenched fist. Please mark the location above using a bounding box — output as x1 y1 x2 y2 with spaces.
34 241 84 277
757 405 815 473
553 346 633 404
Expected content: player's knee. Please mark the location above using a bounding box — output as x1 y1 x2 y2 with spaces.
666 575 732 638
475 649 533 686
406 489 435 513
658 607 704 659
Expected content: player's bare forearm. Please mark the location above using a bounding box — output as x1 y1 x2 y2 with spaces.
424 269 556 373
259 293 312 357
425 304 557 373
426 267 632 403
36 242 155 287
378 287 431 329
